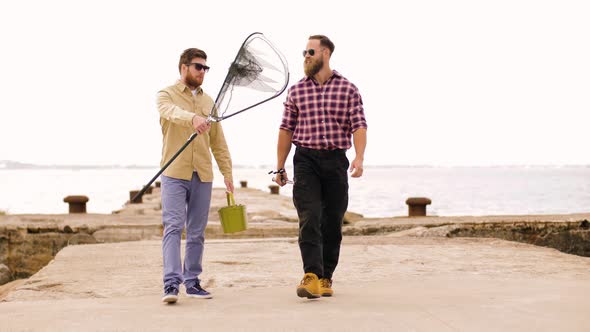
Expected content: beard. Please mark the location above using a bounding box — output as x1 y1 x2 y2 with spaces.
185 73 203 89
304 57 323 77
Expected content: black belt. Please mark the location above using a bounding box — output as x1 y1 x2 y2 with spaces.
295 146 346 156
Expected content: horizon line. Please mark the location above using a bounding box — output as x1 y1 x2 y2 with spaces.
1 160 589 170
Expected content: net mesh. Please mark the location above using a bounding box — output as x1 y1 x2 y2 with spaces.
210 32 289 121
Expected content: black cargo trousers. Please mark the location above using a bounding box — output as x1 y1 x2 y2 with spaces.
292 146 349 279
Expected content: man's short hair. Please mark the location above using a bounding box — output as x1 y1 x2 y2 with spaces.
179 48 207 73
309 35 335 55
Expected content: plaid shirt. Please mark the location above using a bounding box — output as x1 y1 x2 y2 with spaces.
280 70 367 150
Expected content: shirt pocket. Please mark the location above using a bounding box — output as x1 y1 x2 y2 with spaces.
198 102 215 116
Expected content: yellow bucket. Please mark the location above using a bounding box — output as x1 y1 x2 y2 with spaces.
218 192 248 233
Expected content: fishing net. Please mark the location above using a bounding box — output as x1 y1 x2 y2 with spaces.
132 32 289 202
209 32 290 121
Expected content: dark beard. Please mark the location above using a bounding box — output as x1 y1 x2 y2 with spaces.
304 58 323 77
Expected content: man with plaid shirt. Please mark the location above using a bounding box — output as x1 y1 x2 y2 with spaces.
274 35 368 299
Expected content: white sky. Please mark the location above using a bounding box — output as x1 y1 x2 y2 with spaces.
1 0 589 167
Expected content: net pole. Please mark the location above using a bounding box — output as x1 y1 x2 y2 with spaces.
131 132 199 202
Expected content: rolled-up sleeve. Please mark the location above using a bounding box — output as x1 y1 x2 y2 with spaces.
279 92 298 132
349 86 367 132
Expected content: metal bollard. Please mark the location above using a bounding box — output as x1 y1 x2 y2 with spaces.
240 180 248 188
129 190 142 204
406 197 432 217
63 195 89 214
155 181 161 188
268 185 280 195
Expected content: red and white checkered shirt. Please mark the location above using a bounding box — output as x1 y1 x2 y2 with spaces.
280 70 367 150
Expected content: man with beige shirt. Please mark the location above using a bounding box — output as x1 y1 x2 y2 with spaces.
158 48 234 304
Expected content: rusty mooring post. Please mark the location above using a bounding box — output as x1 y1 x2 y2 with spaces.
129 190 142 204
63 195 89 214
268 185 280 195
406 197 432 217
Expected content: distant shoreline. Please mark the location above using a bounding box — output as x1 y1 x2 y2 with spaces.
1 160 589 170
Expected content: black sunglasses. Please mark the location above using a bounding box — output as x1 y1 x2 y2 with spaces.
188 63 210 72
302 49 317 57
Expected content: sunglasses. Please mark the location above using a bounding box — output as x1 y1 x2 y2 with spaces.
188 63 210 72
302 49 318 57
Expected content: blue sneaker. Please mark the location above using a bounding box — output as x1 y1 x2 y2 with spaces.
162 285 179 303
186 283 212 299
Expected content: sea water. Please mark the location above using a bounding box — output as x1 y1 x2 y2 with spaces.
0 166 589 217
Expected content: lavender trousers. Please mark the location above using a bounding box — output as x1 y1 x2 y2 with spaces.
161 172 212 289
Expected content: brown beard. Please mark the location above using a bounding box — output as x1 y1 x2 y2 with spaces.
304 57 323 77
185 73 203 89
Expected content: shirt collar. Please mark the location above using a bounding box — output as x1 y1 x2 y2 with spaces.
304 70 341 84
176 80 203 95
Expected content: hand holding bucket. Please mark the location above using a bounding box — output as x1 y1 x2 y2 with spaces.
218 192 248 234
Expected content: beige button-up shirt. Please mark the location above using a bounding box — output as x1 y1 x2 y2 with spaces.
157 81 232 183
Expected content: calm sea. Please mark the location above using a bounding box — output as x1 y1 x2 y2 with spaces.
0 166 589 217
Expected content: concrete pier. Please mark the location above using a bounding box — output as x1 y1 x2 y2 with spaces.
1 186 589 331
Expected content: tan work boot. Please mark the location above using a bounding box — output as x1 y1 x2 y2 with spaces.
319 278 333 297
296 273 321 299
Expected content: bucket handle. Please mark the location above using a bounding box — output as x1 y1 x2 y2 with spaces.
226 192 235 206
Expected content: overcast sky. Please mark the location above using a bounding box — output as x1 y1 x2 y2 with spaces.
1 0 589 167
